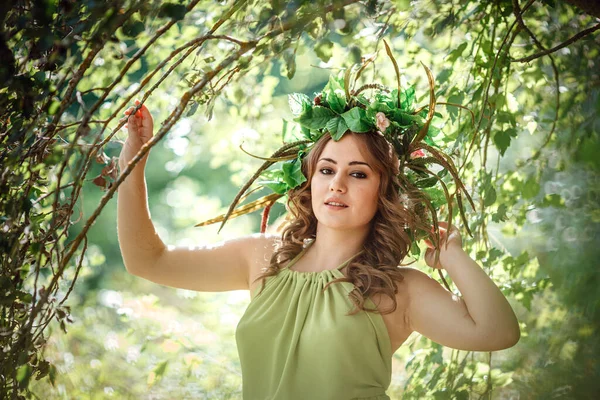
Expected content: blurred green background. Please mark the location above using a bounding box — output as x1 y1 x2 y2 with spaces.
8 0 598 398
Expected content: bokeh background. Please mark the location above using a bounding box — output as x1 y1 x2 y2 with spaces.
2 0 599 398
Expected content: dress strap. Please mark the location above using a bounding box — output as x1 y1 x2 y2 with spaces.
335 248 363 270
281 242 312 270
281 240 363 271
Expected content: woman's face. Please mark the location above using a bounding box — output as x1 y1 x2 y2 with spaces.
310 134 381 231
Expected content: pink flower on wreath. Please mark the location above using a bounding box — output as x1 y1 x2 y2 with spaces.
375 112 390 132
411 149 426 158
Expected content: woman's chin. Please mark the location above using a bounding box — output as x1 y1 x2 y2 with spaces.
316 216 367 232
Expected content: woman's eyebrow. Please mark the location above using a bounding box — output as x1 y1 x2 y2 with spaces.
318 157 372 170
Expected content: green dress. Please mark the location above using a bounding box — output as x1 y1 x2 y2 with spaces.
235 240 393 400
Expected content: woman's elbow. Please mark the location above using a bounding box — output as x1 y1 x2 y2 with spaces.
506 322 521 348
493 323 521 350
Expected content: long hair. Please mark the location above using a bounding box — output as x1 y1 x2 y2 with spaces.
252 131 430 315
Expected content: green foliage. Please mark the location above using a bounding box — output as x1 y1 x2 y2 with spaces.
340 107 372 132
1 0 599 398
295 105 336 130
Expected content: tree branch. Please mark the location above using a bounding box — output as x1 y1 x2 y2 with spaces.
511 22 600 63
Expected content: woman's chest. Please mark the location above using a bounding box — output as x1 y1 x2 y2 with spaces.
250 264 411 353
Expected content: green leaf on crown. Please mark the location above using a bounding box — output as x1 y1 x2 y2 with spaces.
391 89 399 108
294 106 336 130
423 187 446 209
427 124 441 138
288 93 312 116
257 172 288 194
389 109 421 127
415 177 438 188
340 107 372 133
356 94 370 107
400 84 416 110
424 135 439 147
261 180 289 195
374 91 394 109
300 126 314 141
323 75 347 114
365 107 377 121
368 101 392 114
282 158 307 189
326 117 349 140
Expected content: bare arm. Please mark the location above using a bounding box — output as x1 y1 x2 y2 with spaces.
116 162 166 275
147 234 275 292
404 223 520 351
117 99 164 274
116 161 276 292
116 99 276 292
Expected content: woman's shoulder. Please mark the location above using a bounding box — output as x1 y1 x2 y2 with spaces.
244 233 280 270
396 266 445 300
397 266 437 284
245 234 282 296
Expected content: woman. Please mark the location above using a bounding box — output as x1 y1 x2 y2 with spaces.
118 98 520 400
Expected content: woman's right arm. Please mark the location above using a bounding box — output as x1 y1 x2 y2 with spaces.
117 100 274 292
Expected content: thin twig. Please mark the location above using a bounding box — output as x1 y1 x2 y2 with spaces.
512 22 600 63
512 0 560 166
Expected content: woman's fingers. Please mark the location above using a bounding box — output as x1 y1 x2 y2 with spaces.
123 101 150 120
134 99 144 118
122 100 153 141
140 104 151 119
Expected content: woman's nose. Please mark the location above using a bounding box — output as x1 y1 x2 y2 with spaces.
329 175 346 193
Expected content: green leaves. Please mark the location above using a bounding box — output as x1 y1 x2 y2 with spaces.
148 360 169 386
282 48 296 79
484 185 497 207
288 93 311 116
121 20 145 38
493 128 518 156
492 203 509 222
400 85 416 110
282 158 307 189
288 69 423 145
294 106 336 130
323 75 347 114
16 364 31 388
158 3 187 20
340 107 372 133
259 157 307 195
389 109 421 127
446 42 468 63
326 117 349 140
367 101 391 114
521 177 540 199
314 38 334 63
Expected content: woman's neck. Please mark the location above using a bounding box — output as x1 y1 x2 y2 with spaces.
304 225 369 270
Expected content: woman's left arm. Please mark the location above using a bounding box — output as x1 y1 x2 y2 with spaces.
403 221 520 351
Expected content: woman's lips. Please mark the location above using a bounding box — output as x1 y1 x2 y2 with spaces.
325 203 348 210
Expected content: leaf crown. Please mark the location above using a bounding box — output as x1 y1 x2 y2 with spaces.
196 40 475 256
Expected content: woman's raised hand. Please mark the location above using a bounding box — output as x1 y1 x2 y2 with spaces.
423 221 463 269
119 99 154 170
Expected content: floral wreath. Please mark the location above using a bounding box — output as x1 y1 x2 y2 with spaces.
196 40 475 258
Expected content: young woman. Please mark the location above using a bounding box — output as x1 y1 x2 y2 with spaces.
118 99 520 400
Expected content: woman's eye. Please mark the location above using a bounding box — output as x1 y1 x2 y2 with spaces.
319 168 366 179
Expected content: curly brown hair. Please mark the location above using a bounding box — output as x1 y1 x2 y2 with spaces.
252 131 431 315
